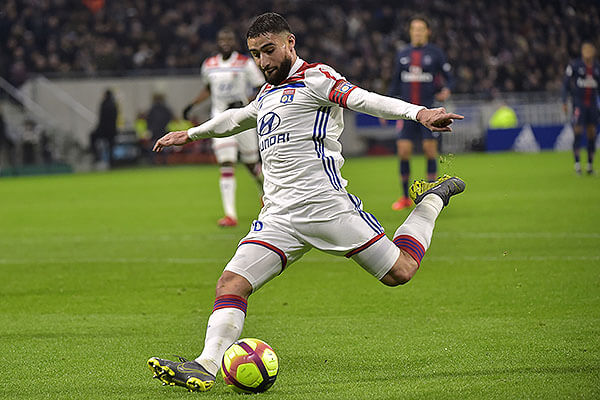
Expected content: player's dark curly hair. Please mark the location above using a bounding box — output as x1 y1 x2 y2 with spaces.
409 14 431 29
246 12 292 39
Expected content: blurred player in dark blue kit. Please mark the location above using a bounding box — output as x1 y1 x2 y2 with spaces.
562 41 600 175
388 16 454 210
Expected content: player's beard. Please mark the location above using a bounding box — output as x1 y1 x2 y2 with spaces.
263 56 292 85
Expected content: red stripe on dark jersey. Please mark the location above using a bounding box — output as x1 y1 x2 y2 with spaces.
410 50 422 104
584 65 593 107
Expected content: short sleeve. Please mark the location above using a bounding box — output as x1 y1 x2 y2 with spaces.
565 64 573 77
304 64 358 108
245 59 266 88
199 60 209 88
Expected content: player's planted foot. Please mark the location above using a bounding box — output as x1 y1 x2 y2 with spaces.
218 215 238 227
392 196 413 210
148 357 215 392
586 164 594 175
409 174 465 206
575 162 582 175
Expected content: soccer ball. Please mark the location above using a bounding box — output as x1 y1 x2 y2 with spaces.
221 338 279 393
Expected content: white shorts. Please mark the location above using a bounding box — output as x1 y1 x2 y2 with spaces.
224 193 400 291
212 129 260 164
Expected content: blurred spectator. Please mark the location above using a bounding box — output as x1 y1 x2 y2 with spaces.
0 106 16 167
146 93 173 141
1 0 599 95
146 93 173 163
134 111 149 141
90 89 118 166
21 119 44 164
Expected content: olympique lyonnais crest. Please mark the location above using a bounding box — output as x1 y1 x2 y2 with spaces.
328 79 357 107
336 82 353 94
280 89 295 104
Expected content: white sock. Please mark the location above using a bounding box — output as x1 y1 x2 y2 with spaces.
219 167 236 218
195 308 245 376
393 194 443 262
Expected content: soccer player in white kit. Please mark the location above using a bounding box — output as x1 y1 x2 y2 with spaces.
183 27 266 227
149 13 465 392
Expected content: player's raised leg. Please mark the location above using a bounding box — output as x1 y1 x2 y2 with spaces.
382 175 465 285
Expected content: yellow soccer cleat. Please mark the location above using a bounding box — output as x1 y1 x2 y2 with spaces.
409 174 466 206
148 356 215 392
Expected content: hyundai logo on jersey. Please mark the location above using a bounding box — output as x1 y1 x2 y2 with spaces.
258 112 281 136
280 88 295 104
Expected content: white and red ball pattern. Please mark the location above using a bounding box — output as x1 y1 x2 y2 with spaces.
221 338 279 393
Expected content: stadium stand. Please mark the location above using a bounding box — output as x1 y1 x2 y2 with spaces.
0 0 598 174
1 0 598 94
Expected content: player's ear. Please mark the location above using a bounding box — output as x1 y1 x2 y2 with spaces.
286 33 296 49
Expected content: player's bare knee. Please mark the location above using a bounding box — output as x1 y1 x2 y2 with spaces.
381 256 418 286
216 271 252 298
381 269 411 286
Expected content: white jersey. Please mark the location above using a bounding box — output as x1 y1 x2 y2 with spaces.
189 57 424 215
200 51 265 117
250 59 353 213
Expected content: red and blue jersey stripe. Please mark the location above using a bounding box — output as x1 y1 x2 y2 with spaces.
393 235 425 265
213 294 248 314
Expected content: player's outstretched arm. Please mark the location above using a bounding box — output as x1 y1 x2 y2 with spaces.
416 107 464 132
153 131 191 152
345 87 463 132
153 105 258 152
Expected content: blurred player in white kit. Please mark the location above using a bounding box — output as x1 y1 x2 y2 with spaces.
183 27 266 227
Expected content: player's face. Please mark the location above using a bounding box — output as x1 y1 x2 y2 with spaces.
409 19 430 47
581 43 596 61
248 32 295 85
217 31 236 57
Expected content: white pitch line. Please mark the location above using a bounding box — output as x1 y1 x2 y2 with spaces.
0 255 598 265
0 257 225 265
426 255 600 262
435 232 600 239
1 231 598 245
0 232 243 244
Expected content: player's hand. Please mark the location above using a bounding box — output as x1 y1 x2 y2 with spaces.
153 131 191 152
416 107 464 132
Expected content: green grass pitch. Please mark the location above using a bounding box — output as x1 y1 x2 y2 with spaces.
1 151 598 399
